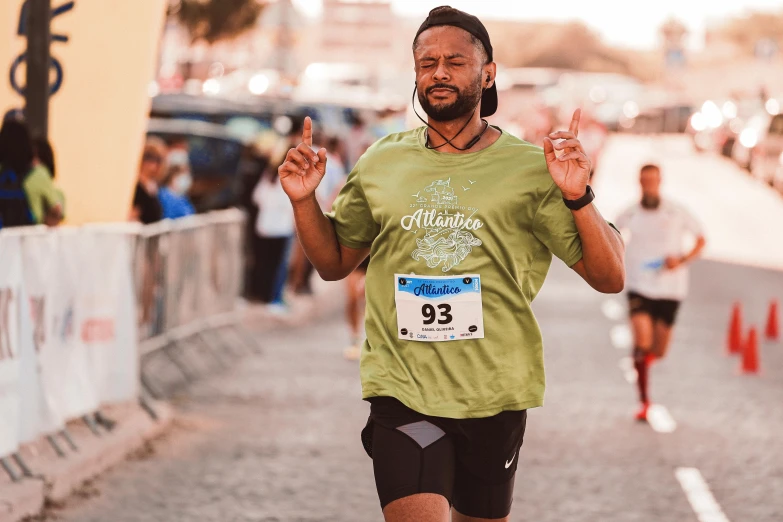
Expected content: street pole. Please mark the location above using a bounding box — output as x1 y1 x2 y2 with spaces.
25 0 52 139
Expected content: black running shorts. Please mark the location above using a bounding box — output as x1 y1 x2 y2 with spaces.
628 291 681 326
361 397 527 519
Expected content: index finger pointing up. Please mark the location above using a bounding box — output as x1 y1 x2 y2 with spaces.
569 108 581 137
302 116 313 147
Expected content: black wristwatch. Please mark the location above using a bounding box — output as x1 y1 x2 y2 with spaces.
562 185 595 211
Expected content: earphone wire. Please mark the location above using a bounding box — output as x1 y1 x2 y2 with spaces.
411 85 489 151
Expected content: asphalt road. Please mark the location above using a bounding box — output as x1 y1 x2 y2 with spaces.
46 135 783 522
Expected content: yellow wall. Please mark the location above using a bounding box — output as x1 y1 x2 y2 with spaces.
1 0 166 224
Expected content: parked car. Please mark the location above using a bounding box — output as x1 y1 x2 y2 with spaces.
732 111 783 187
146 118 245 212
149 94 366 138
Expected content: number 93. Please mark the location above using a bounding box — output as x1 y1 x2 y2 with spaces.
422 304 453 325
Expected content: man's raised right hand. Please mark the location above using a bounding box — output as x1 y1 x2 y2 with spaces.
279 116 328 203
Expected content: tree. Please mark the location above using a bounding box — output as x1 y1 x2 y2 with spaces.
170 0 265 44
489 21 659 81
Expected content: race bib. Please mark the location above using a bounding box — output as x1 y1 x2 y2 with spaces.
394 274 484 342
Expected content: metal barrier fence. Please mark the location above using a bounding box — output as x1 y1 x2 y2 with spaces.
0 209 253 482
133 209 245 357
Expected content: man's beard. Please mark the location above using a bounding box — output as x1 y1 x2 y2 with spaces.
418 75 483 123
641 195 660 209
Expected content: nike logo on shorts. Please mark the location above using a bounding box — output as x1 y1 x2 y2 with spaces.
505 452 517 469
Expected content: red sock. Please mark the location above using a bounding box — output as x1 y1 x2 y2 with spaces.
633 348 650 404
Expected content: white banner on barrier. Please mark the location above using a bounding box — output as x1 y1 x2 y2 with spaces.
79 231 138 405
58 231 100 419
0 234 22 457
16 274 49 444
98 232 138 404
21 233 67 437
0 211 241 454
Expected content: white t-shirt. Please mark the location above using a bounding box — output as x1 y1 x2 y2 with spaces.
252 175 295 238
615 199 704 300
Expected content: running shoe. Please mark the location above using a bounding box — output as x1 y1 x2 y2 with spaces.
635 402 650 422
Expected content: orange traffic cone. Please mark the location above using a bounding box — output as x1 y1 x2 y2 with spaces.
741 327 759 374
727 303 743 355
765 300 779 341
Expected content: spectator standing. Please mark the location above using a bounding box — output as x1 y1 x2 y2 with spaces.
0 118 63 227
0 118 35 228
31 137 65 226
131 137 167 224
249 122 297 307
158 164 195 220
251 164 295 308
239 134 276 300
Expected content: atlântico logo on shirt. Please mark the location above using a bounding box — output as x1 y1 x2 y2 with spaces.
399 178 483 272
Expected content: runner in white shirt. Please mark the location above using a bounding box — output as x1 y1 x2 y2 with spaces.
615 164 706 421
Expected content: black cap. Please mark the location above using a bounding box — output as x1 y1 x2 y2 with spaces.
414 6 497 118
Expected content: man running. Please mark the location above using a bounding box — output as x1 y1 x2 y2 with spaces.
279 6 624 521
615 164 706 422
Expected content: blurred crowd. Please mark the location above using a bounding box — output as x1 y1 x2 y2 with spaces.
0 113 65 230
131 136 196 224
236 114 374 314
131 109 377 315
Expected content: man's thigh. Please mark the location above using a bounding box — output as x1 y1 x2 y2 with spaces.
383 493 450 522
650 298 680 357
366 399 456 520
650 299 681 328
371 420 455 512
365 398 527 521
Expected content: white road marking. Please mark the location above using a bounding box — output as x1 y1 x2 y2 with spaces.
610 324 633 351
618 357 637 383
601 298 626 321
647 404 677 433
675 468 731 522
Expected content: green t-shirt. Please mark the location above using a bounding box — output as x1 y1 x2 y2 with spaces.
327 127 583 418
23 164 63 224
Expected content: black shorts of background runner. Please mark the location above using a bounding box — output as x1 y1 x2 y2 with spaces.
628 291 681 326
362 397 527 519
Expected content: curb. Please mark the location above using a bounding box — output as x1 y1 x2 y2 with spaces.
0 400 173 522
